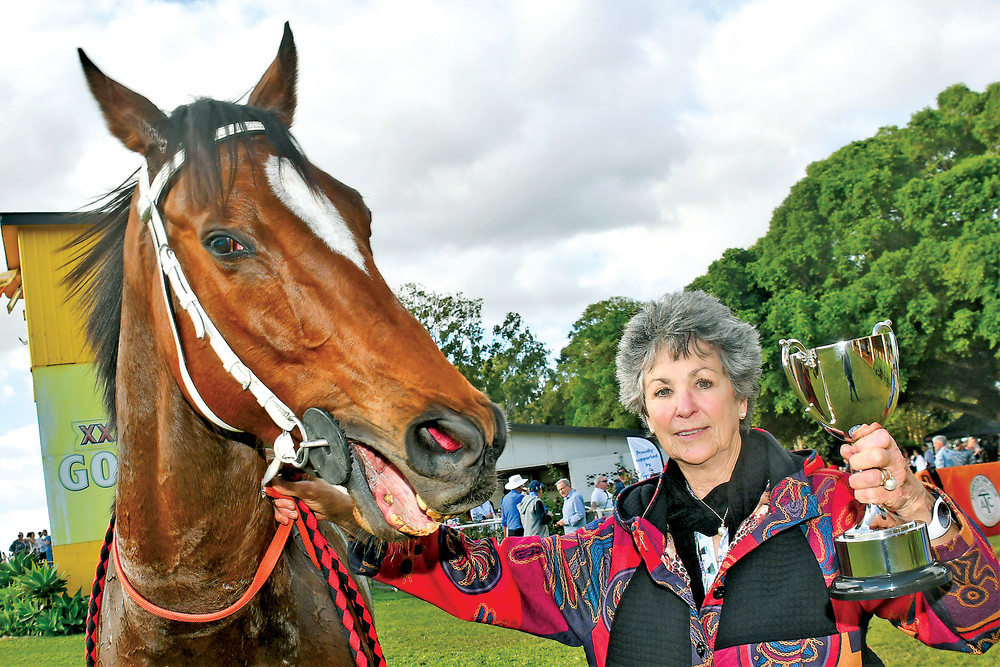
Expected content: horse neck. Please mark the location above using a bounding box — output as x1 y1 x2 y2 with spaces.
112 250 273 588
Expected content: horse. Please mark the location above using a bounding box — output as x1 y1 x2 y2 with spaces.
71 23 506 665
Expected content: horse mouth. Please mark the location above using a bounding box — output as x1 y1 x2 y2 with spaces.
350 440 458 538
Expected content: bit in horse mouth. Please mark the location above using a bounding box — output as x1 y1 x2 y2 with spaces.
350 439 455 536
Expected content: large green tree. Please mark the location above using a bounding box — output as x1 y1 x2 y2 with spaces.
395 283 486 382
480 313 553 423
691 82 1000 452
395 283 552 423
539 297 643 429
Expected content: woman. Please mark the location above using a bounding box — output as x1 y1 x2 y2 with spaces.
273 290 1000 666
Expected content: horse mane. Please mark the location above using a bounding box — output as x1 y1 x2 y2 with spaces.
67 97 319 422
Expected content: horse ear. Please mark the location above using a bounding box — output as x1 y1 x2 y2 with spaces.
248 22 297 127
78 49 167 156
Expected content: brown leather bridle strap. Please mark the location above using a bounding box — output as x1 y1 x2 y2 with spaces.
112 515 293 623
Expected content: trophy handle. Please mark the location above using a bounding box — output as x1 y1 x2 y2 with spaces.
779 338 821 419
871 319 893 336
869 320 900 423
871 319 899 372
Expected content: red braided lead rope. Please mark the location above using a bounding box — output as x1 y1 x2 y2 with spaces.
292 497 385 667
85 518 115 667
84 500 383 667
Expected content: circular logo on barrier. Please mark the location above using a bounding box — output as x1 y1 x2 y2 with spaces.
969 474 1000 528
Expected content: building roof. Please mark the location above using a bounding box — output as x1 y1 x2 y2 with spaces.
508 422 646 438
1 211 99 270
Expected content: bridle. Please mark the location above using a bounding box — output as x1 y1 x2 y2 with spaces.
137 121 326 485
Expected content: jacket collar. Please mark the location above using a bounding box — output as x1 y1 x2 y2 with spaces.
614 430 826 578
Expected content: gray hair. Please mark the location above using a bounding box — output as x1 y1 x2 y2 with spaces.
616 290 762 432
556 478 571 488
932 435 947 445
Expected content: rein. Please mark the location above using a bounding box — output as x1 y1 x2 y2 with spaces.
85 489 384 666
110 508 293 622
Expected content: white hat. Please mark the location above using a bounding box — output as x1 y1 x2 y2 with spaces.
505 473 528 490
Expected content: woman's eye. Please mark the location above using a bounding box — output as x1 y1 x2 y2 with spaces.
696 378 713 389
206 234 247 256
654 387 672 398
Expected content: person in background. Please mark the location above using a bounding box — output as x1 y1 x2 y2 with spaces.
38 529 53 566
922 440 936 471
8 532 28 557
965 437 983 464
589 476 612 516
555 478 586 534
909 448 927 472
500 474 527 538
613 469 631 497
518 480 551 537
24 531 38 562
469 499 495 522
934 435 969 468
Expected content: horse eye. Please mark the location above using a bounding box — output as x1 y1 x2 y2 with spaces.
205 234 250 257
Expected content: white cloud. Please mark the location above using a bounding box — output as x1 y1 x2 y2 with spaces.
0 425 47 546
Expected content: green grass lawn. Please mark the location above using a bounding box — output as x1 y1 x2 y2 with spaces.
4 536 999 665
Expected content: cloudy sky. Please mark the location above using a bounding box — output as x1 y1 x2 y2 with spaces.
3 0 1000 547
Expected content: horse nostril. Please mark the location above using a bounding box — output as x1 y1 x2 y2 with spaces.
426 425 462 452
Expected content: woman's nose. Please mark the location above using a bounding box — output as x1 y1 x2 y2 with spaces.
674 390 697 417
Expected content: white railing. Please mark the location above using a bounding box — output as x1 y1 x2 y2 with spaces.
453 518 502 531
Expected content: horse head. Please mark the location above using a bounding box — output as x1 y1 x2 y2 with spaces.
76 23 506 541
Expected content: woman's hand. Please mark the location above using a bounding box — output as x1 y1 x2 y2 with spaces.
840 423 935 526
269 473 355 527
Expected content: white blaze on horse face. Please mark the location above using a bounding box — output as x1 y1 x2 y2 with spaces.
265 156 369 275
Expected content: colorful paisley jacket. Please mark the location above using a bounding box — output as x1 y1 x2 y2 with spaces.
368 443 1000 666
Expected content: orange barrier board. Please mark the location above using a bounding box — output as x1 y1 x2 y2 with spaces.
931 462 1000 537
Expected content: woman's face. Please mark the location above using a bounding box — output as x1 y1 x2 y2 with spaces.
642 344 747 477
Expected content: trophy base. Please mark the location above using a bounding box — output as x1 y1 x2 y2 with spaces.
829 562 951 601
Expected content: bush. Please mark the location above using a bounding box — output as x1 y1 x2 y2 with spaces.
0 554 87 637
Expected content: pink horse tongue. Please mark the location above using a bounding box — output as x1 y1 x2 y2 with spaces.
427 426 462 452
353 444 438 536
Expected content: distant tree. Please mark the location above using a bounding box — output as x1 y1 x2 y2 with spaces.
480 313 553 423
541 297 643 429
395 283 485 382
395 283 552 423
691 82 1000 455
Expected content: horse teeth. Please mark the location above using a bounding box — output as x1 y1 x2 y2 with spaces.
416 495 429 511
382 493 393 506
426 509 444 521
388 513 406 528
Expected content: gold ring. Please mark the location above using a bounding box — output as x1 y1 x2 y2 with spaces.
880 469 898 491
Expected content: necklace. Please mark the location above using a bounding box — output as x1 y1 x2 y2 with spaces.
685 480 729 537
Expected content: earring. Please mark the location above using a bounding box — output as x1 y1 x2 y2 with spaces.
739 412 746 420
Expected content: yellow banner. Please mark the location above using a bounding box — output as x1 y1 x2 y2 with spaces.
33 363 116 546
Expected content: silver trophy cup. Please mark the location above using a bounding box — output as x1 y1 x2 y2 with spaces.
780 321 950 600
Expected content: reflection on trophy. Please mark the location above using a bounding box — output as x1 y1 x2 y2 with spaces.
780 321 951 600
